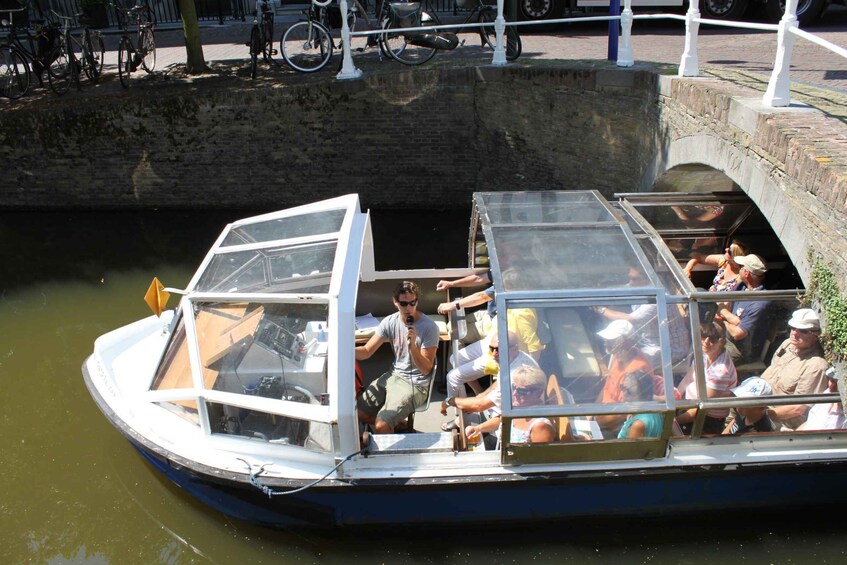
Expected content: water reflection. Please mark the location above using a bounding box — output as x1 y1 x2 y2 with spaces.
1 209 845 564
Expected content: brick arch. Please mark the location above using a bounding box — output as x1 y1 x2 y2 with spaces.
648 130 828 288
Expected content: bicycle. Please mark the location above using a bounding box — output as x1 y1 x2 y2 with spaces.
247 0 279 79
0 5 69 98
424 0 521 61
114 2 156 89
279 0 334 73
51 10 106 90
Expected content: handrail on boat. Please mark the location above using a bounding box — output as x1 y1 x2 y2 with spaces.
335 0 846 110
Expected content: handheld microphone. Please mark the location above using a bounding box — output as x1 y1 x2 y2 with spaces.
406 315 414 343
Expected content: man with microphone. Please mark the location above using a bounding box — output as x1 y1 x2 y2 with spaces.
356 281 440 434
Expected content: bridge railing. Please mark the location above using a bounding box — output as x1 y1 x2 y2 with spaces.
338 0 847 110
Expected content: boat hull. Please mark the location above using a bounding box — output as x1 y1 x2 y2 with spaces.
129 433 847 529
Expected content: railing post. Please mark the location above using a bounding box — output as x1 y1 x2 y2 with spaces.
492 0 506 66
764 0 799 107
336 0 363 79
678 0 700 76
617 0 633 67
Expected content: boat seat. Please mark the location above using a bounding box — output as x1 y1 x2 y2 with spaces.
407 359 437 431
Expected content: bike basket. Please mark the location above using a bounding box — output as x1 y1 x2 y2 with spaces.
389 2 421 27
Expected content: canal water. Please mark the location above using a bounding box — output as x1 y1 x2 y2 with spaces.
1 209 845 564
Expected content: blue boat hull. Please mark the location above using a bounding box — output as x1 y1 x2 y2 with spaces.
132 439 847 529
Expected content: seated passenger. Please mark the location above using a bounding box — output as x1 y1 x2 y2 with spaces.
440 330 535 434
762 308 830 430
509 365 557 444
797 370 845 431
593 267 690 367
714 254 770 365
683 239 748 292
618 370 664 439
436 269 492 346
723 377 775 434
593 320 658 436
355 281 439 434
675 322 738 435
437 273 545 400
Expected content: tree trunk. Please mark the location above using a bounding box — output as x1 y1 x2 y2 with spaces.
178 0 207 73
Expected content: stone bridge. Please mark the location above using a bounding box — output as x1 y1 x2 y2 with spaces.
0 62 845 285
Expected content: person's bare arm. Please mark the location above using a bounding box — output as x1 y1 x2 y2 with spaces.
624 419 647 438
436 271 491 291
355 334 384 361
438 289 493 315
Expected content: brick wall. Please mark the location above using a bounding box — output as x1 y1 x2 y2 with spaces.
0 65 659 211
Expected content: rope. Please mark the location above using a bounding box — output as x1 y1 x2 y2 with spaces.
237 447 367 499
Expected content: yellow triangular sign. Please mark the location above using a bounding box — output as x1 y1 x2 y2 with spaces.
144 277 170 317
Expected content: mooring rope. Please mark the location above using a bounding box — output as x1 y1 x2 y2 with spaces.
237 446 368 498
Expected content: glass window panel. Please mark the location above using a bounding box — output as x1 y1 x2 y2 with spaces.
490 226 646 292
206 402 333 452
151 315 192 391
632 202 752 234
524 301 670 439
196 242 336 293
194 301 330 403
479 191 616 226
221 208 346 247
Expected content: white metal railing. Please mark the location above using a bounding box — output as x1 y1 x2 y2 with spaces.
334 0 847 109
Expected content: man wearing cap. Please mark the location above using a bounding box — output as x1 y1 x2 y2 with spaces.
723 377 776 434
715 254 771 365
761 308 829 430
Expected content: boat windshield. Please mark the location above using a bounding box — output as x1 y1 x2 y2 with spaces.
147 196 363 455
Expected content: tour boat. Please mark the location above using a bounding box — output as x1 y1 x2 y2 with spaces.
82 191 847 528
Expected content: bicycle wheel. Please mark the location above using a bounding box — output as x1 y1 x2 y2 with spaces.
250 25 260 79
479 10 522 61
140 27 156 73
381 17 436 66
0 45 31 99
83 31 105 82
117 36 133 89
281 21 333 73
46 43 73 95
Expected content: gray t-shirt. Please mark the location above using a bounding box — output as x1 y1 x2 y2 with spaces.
377 312 440 386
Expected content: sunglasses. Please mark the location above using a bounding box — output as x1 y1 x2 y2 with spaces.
513 386 542 397
397 299 418 307
700 335 720 342
489 345 499 353
793 327 819 335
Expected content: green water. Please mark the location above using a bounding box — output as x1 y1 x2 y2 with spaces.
1 210 845 564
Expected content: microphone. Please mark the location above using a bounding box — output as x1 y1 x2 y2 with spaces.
406 315 414 343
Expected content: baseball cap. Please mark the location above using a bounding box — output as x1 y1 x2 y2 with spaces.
597 319 635 340
735 254 768 277
731 377 773 398
788 308 821 331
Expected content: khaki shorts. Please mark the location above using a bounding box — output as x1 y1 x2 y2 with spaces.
357 371 429 429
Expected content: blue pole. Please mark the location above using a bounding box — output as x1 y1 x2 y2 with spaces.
608 0 620 61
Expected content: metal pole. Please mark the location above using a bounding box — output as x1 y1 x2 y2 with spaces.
607 0 620 61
